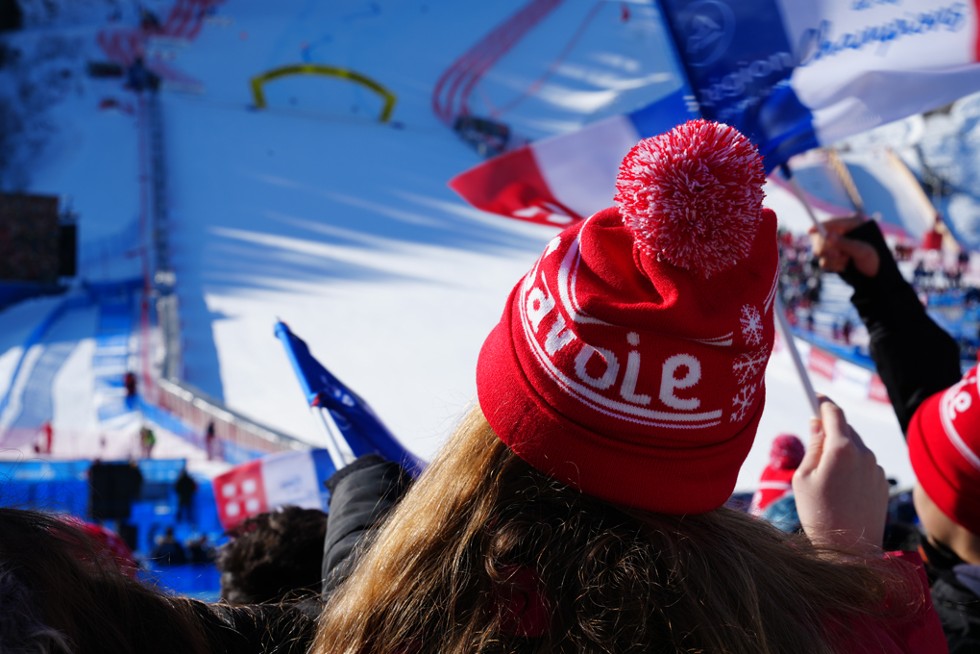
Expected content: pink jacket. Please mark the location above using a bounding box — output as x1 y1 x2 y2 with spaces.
830 550 948 653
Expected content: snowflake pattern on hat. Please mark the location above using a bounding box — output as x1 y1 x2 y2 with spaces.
732 349 768 386
730 302 768 422
731 384 758 424
740 304 763 347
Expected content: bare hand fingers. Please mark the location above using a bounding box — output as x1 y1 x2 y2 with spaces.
819 397 871 454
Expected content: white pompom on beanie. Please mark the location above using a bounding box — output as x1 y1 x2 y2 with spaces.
476 119 779 514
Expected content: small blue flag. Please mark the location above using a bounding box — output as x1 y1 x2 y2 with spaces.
275 320 426 476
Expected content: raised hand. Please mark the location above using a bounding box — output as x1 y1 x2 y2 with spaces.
792 396 889 552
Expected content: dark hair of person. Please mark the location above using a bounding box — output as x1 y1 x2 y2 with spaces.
0 507 317 654
0 507 210 654
216 504 328 604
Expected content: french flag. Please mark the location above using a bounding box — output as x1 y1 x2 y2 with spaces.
449 88 697 226
451 0 980 224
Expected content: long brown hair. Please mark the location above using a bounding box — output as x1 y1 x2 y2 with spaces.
314 405 921 653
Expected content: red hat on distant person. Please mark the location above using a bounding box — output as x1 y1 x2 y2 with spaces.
908 364 980 534
476 119 779 514
769 433 805 470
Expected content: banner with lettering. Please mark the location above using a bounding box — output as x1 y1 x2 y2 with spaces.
660 0 980 170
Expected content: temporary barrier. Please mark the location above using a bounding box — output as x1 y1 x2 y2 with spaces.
249 64 396 122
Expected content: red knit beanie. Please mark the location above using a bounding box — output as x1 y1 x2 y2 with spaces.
769 433 805 470
908 364 980 535
476 119 779 514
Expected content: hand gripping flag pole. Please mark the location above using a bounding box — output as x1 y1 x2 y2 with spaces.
274 320 426 475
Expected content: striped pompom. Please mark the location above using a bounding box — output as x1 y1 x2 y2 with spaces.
614 119 766 279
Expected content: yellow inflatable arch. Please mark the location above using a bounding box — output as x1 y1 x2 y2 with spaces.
250 64 396 122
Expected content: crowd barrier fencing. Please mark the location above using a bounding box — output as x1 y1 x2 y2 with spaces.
150 376 308 465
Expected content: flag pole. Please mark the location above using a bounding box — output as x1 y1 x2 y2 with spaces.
775 163 826 416
778 163 827 237
826 148 866 217
773 294 821 417
312 403 356 470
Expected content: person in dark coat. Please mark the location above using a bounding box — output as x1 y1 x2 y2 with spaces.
87 459 111 522
123 371 137 402
175 467 198 524
812 215 980 653
205 420 218 460
150 526 187 566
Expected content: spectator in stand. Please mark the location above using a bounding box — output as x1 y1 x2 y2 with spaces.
811 214 980 652
0 508 316 653
958 248 971 275
139 425 156 459
217 505 328 605
34 421 53 455
749 433 806 516
186 533 215 565
204 420 218 460
313 121 945 653
175 466 198 525
842 317 854 346
123 370 137 400
150 525 187 566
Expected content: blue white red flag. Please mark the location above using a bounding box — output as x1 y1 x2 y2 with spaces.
213 448 333 531
274 321 426 475
660 0 980 170
449 88 698 226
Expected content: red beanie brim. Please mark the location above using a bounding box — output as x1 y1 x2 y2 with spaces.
908 387 980 535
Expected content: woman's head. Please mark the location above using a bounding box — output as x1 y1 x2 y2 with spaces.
217 505 328 604
476 120 779 514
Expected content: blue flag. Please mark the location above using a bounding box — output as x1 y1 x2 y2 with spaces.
274 321 426 475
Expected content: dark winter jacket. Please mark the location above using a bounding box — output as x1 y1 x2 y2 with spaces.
920 539 980 654
837 220 979 649
837 220 962 431
320 454 412 598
